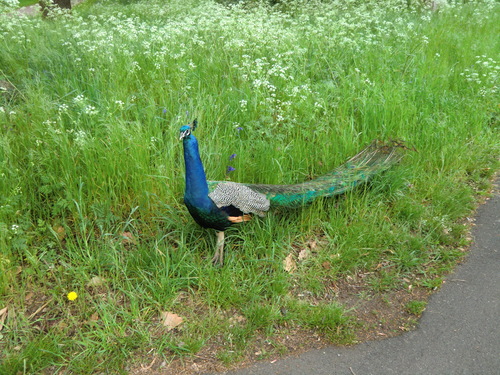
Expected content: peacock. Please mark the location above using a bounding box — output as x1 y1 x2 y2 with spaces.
180 119 404 265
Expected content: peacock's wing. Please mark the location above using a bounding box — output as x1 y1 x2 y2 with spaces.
208 181 270 217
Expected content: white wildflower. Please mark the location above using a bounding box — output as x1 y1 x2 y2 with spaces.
0 0 19 12
73 94 85 104
84 105 98 115
131 61 141 71
74 130 88 147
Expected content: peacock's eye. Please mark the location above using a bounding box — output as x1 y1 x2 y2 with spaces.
180 127 192 140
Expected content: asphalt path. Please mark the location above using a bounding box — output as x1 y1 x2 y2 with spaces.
217 179 500 375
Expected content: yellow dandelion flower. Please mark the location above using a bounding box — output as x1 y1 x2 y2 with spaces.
67 291 78 301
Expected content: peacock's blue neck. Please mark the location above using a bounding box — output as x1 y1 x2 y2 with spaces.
182 134 209 199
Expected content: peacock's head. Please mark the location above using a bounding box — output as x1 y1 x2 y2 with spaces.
179 119 197 140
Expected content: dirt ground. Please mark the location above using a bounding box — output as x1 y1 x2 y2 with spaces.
126 277 432 375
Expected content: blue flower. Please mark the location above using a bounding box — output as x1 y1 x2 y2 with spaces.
226 166 236 173
229 153 237 160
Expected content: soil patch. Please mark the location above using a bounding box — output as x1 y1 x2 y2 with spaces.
127 278 432 375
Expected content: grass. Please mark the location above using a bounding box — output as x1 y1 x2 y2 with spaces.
18 0 37 7
0 0 499 373
405 300 427 316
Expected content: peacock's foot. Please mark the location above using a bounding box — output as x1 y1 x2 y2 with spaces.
212 252 223 266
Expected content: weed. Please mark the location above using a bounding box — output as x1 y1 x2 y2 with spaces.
405 300 427 316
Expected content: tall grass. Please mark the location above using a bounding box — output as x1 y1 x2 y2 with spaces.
0 0 499 372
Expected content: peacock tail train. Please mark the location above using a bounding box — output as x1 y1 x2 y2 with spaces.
207 140 405 209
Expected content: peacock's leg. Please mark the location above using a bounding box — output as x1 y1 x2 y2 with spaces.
212 231 225 266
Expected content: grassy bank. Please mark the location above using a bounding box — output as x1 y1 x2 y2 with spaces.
0 0 498 373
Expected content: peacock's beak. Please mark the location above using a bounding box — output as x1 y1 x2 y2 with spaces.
179 129 190 140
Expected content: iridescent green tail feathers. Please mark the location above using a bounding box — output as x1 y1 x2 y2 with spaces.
208 140 405 209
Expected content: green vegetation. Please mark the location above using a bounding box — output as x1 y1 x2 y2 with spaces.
19 0 38 7
18 0 38 7
405 300 427 316
0 0 498 372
